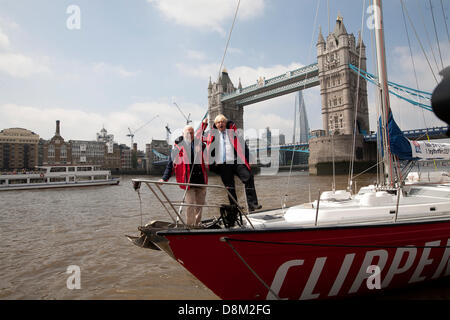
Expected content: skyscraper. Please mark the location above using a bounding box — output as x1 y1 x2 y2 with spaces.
293 91 310 144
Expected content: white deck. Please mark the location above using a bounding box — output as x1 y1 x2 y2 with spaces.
247 183 450 229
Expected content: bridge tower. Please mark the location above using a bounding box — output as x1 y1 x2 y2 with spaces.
309 16 375 175
317 16 369 135
208 68 244 128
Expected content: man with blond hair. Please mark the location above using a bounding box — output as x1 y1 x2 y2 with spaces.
206 114 261 212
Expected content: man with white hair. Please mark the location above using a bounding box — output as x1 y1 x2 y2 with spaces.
161 120 208 226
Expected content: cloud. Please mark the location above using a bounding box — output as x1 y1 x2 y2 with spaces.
0 27 10 49
228 63 305 87
93 62 141 78
0 23 51 78
148 0 265 34
0 16 20 31
186 49 207 61
0 53 50 78
176 62 219 79
227 47 243 55
177 61 305 84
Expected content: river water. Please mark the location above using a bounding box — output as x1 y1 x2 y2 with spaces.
1 172 449 300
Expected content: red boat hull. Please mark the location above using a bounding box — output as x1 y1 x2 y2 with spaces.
159 220 450 300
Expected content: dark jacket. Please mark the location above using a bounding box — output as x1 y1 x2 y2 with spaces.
162 136 207 187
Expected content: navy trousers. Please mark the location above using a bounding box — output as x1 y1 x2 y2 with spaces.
216 164 259 209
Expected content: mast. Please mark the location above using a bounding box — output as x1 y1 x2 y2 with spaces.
373 0 394 187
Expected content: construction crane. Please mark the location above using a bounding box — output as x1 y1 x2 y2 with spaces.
173 102 192 125
165 124 171 143
127 114 159 147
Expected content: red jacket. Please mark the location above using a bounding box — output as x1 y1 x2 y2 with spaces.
205 120 251 171
163 121 208 190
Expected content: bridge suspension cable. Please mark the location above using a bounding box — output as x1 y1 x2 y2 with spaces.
348 64 433 111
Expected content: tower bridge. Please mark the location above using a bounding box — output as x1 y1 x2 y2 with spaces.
208 16 371 174
207 16 446 175
220 63 319 107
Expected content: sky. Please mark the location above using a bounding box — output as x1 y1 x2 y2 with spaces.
0 0 449 149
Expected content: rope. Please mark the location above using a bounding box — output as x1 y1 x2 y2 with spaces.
348 0 367 193
223 237 450 249
400 0 439 84
282 0 321 210
179 0 239 225
417 0 441 77
221 237 281 300
217 0 241 78
429 0 445 71
441 0 450 45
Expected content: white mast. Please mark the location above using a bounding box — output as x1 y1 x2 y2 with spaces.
373 0 395 187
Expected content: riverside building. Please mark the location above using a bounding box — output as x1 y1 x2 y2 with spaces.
0 128 40 170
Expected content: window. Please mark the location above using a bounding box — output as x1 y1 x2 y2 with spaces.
94 175 107 180
10 179 27 185
30 178 46 184
48 145 55 158
61 145 67 159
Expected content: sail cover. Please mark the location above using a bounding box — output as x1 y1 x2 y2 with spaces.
385 112 450 160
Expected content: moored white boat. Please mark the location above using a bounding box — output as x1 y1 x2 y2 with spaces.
128 179 450 300
0 165 120 191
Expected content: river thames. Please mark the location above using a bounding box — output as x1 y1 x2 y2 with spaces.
1 172 449 300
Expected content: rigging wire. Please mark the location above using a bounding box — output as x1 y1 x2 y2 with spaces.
327 0 330 34
441 0 450 45
401 0 439 84
176 0 241 227
403 0 438 171
282 0 321 210
348 0 366 193
217 0 241 79
429 0 445 71
417 0 441 78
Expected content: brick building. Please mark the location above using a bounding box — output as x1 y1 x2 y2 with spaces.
43 120 72 165
0 128 39 170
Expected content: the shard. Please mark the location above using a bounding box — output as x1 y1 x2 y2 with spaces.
292 91 310 144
